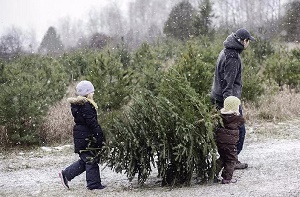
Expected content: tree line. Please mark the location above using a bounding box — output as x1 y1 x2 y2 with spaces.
1 0 300 59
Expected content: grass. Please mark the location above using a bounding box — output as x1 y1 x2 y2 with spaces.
39 85 76 146
244 88 300 139
244 88 300 123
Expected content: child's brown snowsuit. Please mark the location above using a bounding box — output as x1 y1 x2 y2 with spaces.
215 114 245 180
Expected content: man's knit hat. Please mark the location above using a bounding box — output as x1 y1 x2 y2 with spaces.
76 80 95 96
220 96 241 115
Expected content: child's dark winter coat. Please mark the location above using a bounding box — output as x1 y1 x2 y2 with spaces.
68 96 103 153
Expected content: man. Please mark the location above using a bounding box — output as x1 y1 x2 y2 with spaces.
211 28 255 169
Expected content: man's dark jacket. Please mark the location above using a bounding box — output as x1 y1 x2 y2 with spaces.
211 33 244 102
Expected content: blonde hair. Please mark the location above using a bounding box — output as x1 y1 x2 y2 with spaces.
85 93 98 109
86 92 94 100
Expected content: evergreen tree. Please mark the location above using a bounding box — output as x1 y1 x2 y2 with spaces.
38 26 64 54
0 55 67 145
241 48 265 102
263 45 300 92
282 1 300 42
288 50 300 91
60 51 89 82
132 42 162 94
250 30 274 64
103 69 218 186
174 38 216 96
117 37 131 69
86 50 132 112
163 1 195 41
193 0 215 38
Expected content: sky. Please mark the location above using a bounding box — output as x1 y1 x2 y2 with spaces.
0 0 290 46
0 0 130 43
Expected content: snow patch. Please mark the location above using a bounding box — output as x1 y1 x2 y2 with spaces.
40 144 72 152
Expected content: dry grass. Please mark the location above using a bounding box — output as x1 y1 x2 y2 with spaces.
244 88 300 124
39 84 76 146
243 88 300 139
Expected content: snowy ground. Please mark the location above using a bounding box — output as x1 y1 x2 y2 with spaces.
1 119 300 197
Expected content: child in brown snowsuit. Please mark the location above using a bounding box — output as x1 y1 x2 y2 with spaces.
215 96 245 184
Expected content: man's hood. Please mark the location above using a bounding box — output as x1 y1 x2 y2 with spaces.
223 33 244 53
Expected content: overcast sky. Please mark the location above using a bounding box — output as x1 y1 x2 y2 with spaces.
0 0 130 42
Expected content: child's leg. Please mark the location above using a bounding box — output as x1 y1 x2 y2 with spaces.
221 144 238 180
86 161 101 189
80 151 102 189
215 144 226 180
63 155 86 181
216 157 223 176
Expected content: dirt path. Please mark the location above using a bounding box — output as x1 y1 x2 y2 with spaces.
1 119 300 197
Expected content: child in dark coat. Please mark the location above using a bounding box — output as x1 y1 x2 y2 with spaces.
59 80 106 190
215 96 245 184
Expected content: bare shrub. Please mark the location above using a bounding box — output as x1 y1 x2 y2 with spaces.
39 85 76 145
244 88 300 124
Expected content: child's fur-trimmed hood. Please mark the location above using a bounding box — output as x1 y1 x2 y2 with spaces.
67 96 89 105
67 96 98 109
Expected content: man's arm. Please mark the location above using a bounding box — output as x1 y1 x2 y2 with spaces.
222 58 239 99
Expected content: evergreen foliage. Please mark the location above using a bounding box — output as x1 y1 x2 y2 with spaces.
103 69 218 186
282 1 300 42
193 0 215 38
163 1 195 41
116 37 131 69
0 55 67 145
264 47 289 89
264 45 300 92
86 50 132 111
174 38 216 96
263 45 286 89
241 48 265 102
289 49 300 91
152 38 183 61
60 51 89 82
250 31 275 64
132 42 163 95
38 26 64 54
